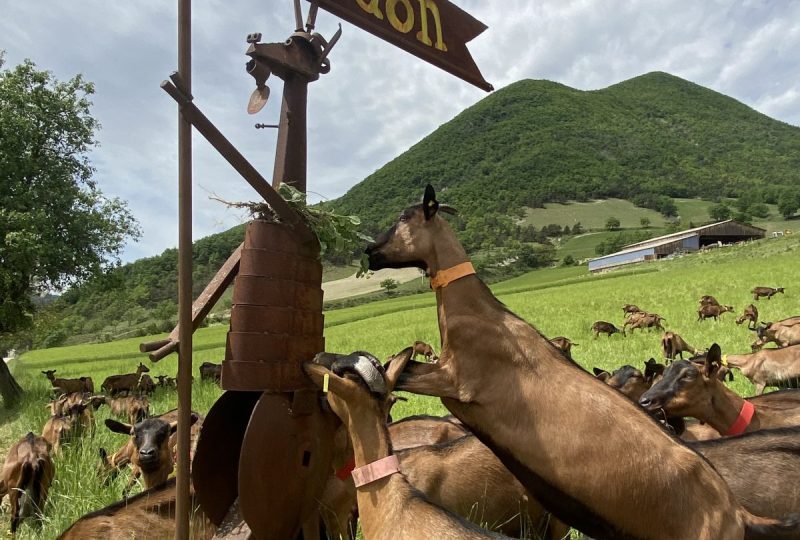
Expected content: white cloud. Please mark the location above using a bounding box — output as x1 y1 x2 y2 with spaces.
2 0 798 262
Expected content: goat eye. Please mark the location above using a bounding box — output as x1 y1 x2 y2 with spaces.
399 215 408 223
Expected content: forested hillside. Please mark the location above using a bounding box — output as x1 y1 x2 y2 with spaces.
333 72 800 235
13 72 800 350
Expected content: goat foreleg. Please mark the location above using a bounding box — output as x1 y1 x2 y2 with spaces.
395 360 460 399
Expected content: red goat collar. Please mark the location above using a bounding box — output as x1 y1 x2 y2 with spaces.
350 455 400 488
430 262 475 289
335 457 356 481
725 400 755 436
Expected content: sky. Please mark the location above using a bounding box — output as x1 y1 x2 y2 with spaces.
2 0 799 263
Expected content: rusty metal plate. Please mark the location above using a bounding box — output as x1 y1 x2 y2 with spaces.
232 276 323 311
244 220 319 255
230 306 323 335
240 248 322 284
192 390 261 526
238 392 335 540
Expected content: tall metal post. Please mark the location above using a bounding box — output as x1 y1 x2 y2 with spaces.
176 0 192 538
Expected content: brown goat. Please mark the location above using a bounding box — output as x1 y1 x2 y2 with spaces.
99 409 204 481
591 321 624 338
101 363 150 396
155 375 177 388
725 345 800 394
56 477 214 539
99 395 151 425
751 317 800 350
304 351 513 540
42 393 94 454
388 415 469 452
624 312 666 333
0 432 55 533
367 186 800 539
412 341 439 363
698 304 734 321
622 304 642 317
105 414 198 495
689 427 800 520
593 365 655 403
753 286 785 301
198 361 221 382
640 346 800 437
137 373 156 395
700 295 720 306
549 336 577 359
661 331 698 361
736 304 759 329
41 370 93 394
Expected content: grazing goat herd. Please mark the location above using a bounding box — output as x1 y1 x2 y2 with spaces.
2 186 798 539
0 360 222 536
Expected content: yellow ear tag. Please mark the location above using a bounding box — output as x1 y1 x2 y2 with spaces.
323 373 329 393
722 354 728 366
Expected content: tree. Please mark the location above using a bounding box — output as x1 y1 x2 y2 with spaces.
379 278 399 296
0 55 140 335
605 217 621 231
778 195 800 220
572 222 584 235
709 203 731 222
640 217 651 228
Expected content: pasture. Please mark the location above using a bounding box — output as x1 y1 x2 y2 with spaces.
2 234 798 538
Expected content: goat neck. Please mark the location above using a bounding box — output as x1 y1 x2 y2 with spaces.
702 384 757 436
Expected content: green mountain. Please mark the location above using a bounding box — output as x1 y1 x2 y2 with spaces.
332 72 800 231
14 72 800 350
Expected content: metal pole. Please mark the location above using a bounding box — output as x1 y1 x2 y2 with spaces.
176 0 192 538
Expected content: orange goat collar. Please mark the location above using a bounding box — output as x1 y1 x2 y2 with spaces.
725 400 755 436
430 262 476 289
350 455 400 488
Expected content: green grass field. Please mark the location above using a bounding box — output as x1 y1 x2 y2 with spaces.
3 235 800 537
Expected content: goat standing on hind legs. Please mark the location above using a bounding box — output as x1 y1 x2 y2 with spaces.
365 184 800 540
303 349 508 539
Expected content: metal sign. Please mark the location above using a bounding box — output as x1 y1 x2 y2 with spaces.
310 0 493 91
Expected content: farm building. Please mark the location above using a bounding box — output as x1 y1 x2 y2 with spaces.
587 220 765 273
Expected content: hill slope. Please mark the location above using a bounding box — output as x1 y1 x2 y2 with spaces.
332 72 800 231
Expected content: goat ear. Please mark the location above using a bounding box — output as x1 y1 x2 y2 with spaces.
439 204 458 216
423 184 439 220
593 368 610 381
168 421 179 434
385 347 415 392
704 344 722 377
105 418 133 435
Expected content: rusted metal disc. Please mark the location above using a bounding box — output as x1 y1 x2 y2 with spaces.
230 306 323 335
238 392 335 540
232 276 323 311
192 390 261 526
240 248 322 284
243 220 319 254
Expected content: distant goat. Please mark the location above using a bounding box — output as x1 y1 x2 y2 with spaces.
412 341 439 363
736 304 759 329
41 370 93 394
198 362 221 382
99 395 150 425
591 321 624 338
101 363 150 396
698 304 734 321
0 433 55 533
622 304 643 317
661 331 698 361
700 295 720 306
625 313 666 333
752 286 785 301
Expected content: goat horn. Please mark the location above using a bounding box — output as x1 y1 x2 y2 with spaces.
331 351 387 395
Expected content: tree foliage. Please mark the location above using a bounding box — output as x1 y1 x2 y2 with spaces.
0 55 140 334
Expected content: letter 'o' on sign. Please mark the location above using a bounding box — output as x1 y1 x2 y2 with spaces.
310 0 492 91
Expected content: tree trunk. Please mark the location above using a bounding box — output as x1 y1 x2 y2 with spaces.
0 359 23 407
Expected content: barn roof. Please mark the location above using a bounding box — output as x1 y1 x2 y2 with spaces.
588 220 766 264
621 220 765 250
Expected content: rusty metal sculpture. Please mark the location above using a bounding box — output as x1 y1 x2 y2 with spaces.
150 1 491 538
